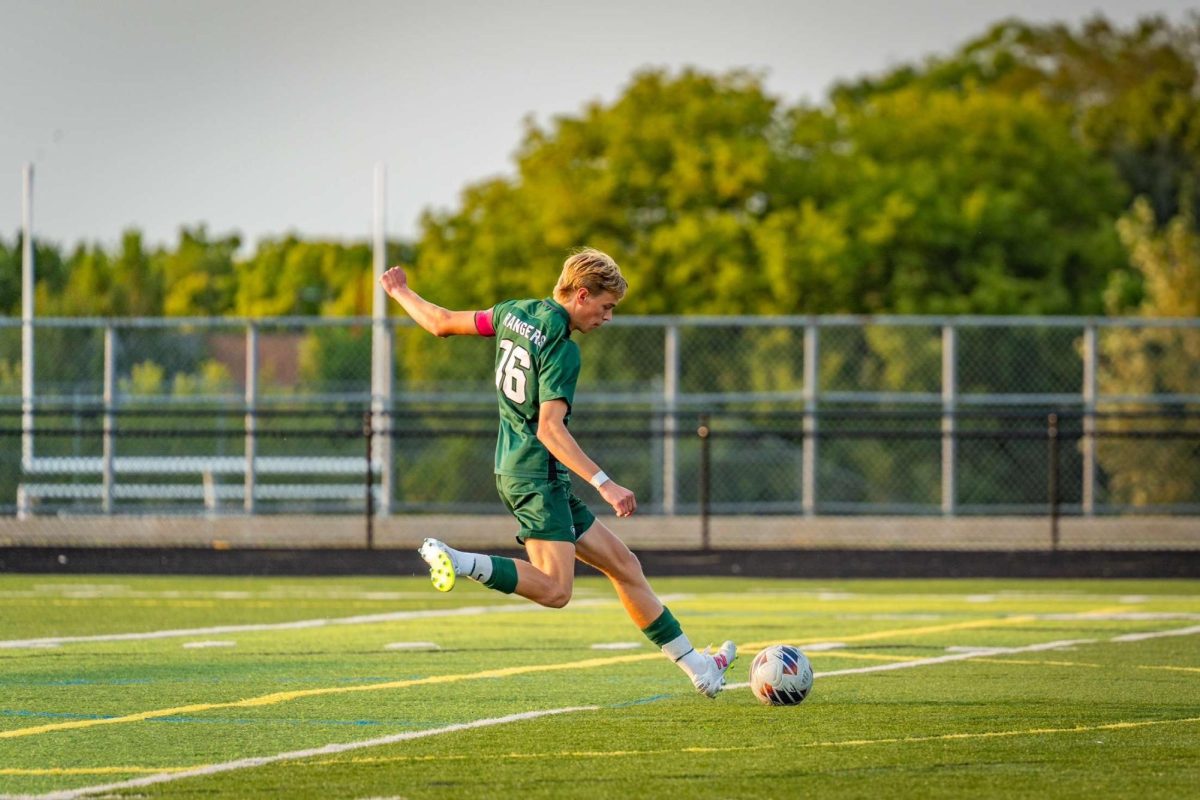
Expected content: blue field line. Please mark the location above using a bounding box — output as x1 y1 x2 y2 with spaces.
0 709 420 727
609 693 672 708
0 675 418 688
0 678 153 687
1 709 115 721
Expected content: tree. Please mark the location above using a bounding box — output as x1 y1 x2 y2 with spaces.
413 68 782 314
833 14 1200 227
412 66 1127 317
773 85 1128 315
160 226 240 317
1096 196 1200 507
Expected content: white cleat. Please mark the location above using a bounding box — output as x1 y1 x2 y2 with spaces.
418 538 456 593
692 640 737 698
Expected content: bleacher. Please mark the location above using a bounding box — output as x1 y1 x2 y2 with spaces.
17 455 380 518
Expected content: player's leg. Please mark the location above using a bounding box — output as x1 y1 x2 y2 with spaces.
417 476 577 608
572 519 660 626
418 537 576 607
515 539 575 607
575 519 736 698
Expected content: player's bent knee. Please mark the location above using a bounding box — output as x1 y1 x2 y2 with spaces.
543 587 572 608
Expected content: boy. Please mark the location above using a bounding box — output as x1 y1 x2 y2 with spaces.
381 248 735 697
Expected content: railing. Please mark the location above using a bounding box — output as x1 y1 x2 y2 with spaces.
3 407 1196 520
2 314 1196 527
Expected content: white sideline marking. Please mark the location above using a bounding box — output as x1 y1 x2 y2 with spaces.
383 642 439 651
590 642 642 650
5 706 599 800
181 641 236 649
1111 624 1200 642
725 639 1096 690
0 601 611 650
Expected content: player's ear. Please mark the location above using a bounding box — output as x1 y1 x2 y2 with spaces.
575 286 591 304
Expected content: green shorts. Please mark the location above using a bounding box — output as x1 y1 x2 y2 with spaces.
495 474 596 545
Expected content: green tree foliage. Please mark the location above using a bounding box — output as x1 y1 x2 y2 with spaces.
834 14 1200 227
160 226 240 317
778 88 1127 314
0 237 17 315
415 69 782 314
414 63 1128 316
1097 197 1200 506
234 237 374 317
4 14 1192 323
0 229 377 319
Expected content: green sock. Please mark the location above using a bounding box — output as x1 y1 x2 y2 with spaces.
482 555 518 594
641 607 684 647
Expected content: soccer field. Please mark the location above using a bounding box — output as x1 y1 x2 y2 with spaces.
1 575 1197 799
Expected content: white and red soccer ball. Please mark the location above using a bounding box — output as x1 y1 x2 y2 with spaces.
749 644 813 705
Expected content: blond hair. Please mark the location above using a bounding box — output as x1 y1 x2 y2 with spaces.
553 247 628 302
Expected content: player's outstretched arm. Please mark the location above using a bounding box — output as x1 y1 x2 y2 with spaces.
536 399 637 517
380 265 482 337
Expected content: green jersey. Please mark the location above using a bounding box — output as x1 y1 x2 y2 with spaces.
486 297 581 480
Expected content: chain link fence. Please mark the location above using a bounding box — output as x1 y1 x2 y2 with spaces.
1 315 1197 548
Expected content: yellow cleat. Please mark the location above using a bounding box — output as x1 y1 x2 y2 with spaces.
418 538 457 592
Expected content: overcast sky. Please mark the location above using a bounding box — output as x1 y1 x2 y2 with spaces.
2 0 1195 253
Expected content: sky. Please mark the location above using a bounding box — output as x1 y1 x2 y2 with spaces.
2 0 1196 255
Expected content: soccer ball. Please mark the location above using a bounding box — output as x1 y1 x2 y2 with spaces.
749 644 813 706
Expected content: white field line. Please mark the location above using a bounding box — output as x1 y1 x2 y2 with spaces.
729 622 1200 691
1111 624 1200 642
724 638 1096 690
7 597 1190 652
6 623 1200 799
2 706 599 800
0 601 614 650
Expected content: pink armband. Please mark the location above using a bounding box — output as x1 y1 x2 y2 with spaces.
474 308 496 336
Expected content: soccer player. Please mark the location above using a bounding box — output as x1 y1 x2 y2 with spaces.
381 248 736 697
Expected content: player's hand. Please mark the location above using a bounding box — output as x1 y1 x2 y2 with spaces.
599 480 637 518
380 265 409 298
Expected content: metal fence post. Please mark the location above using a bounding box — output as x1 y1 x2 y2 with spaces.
1081 323 1097 516
244 323 258 514
21 164 35 470
662 323 679 515
364 410 375 550
1048 412 1060 551
102 325 116 514
697 414 711 550
371 163 394 516
941 324 957 516
802 320 819 517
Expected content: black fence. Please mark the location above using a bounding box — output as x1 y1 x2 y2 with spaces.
4 407 1197 536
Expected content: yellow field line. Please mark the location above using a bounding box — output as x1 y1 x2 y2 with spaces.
0 652 652 740
815 716 1200 747
1077 605 1141 617
755 613 1040 648
0 612 1046 741
970 658 1102 668
1137 664 1200 674
813 652 916 663
310 716 1200 766
316 744 776 766
16 715 1197 778
0 766 189 776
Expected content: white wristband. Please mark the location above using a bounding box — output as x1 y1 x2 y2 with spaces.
589 470 610 488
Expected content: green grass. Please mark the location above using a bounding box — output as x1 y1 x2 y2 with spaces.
1 575 1197 798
